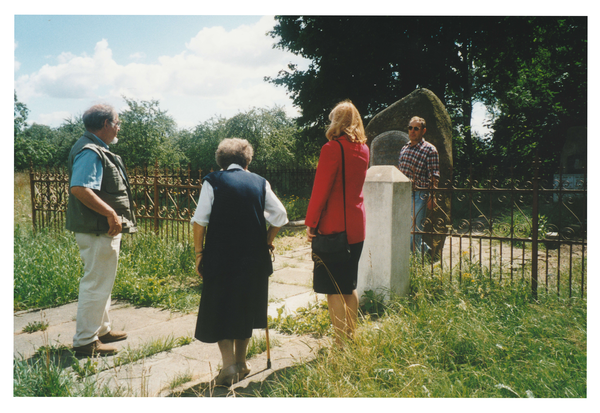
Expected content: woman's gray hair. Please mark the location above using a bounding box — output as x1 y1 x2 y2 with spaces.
215 138 254 169
83 104 118 132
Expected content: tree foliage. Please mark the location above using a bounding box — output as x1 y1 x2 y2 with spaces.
267 17 485 145
179 106 309 172
112 97 181 169
15 96 309 173
267 16 587 178
14 91 86 170
14 91 29 136
474 17 587 176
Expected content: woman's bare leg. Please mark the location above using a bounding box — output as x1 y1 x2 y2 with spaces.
327 294 347 346
343 290 358 340
234 338 250 364
217 339 235 369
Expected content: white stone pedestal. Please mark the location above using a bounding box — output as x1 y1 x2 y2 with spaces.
357 166 412 301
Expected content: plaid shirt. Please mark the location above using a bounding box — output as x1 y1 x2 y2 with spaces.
398 139 440 189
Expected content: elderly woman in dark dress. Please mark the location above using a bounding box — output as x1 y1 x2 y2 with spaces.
191 138 288 386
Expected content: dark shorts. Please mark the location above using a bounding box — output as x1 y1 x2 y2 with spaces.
312 241 364 295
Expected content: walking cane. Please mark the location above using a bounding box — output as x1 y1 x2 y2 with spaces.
266 243 274 369
265 323 272 369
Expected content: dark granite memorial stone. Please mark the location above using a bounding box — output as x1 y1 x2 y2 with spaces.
370 130 409 167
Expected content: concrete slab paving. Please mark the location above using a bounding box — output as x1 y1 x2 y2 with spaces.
167 333 329 397
271 266 313 287
14 304 197 360
14 245 329 397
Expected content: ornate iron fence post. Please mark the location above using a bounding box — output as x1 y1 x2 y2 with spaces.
531 156 540 299
29 161 37 231
153 159 159 234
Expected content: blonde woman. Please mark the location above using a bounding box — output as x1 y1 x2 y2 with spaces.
305 100 369 346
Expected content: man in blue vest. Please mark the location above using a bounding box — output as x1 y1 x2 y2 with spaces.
66 104 137 356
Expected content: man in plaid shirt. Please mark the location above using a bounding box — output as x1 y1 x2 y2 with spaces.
398 116 439 256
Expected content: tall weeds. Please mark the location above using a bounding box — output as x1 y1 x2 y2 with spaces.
14 225 201 312
259 264 587 398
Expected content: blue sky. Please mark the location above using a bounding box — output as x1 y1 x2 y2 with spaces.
10 4 593 135
14 14 311 129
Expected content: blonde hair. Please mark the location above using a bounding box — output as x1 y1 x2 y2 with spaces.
408 116 426 129
215 138 254 169
325 100 367 144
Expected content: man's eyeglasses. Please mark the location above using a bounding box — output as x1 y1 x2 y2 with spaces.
408 126 421 131
112 120 122 127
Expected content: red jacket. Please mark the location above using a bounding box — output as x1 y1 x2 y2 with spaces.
305 136 369 245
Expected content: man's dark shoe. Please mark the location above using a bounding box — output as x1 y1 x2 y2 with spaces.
73 340 117 356
99 330 128 343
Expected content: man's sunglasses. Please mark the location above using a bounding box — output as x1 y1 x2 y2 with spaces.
408 126 421 131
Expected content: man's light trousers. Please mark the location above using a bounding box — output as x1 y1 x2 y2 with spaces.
73 233 121 347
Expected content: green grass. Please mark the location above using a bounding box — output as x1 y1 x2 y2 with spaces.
168 370 194 390
14 351 123 397
257 266 587 398
22 320 49 334
270 301 332 337
13 225 202 313
246 332 281 359
277 194 309 222
113 335 194 367
14 226 84 311
112 231 201 312
14 334 195 396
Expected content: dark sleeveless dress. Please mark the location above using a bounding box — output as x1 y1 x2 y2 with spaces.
194 169 273 343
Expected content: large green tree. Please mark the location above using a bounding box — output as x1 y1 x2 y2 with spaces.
14 123 55 170
267 17 485 146
113 97 181 169
267 16 587 177
473 17 587 177
178 106 307 172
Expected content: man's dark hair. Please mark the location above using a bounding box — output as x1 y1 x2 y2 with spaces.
83 104 117 132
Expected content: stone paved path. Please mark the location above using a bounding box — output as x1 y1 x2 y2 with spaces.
14 245 329 397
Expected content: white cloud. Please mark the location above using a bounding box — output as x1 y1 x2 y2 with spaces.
15 17 310 127
185 16 282 66
38 111 73 126
129 52 146 60
56 52 77 64
16 39 119 99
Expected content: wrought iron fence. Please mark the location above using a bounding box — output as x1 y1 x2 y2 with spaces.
29 163 204 241
28 159 586 298
29 163 317 241
252 167 317 198
128 163 203 240
415 158 586 299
